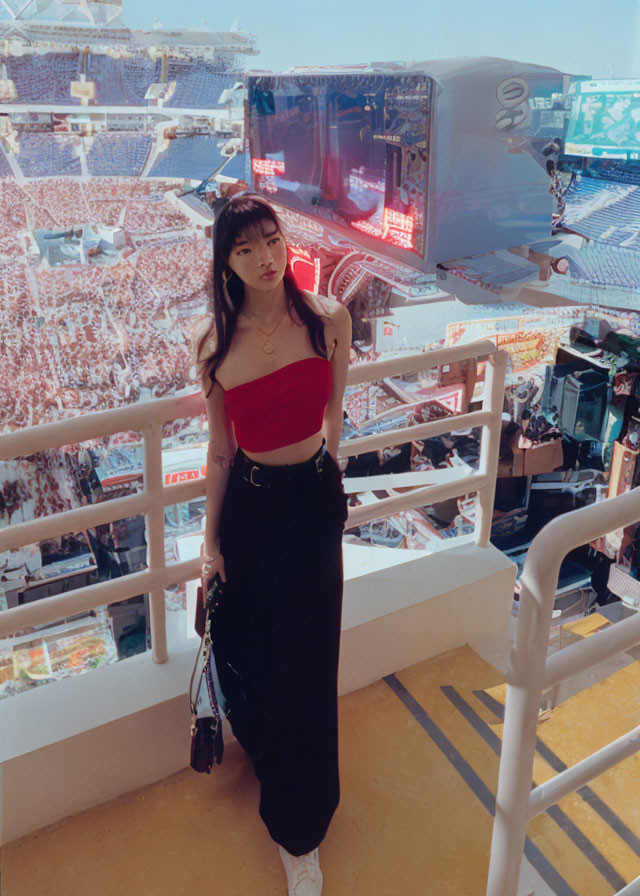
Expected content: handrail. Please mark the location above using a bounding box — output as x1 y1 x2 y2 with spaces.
486 485 640 896
0 392 204 459
543 610 640 688
342 341 506 537
0 339 506 659
525 725 640 820
345 338 498 387
339 408 493 456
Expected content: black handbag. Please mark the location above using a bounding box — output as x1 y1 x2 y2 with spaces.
189 574 225 773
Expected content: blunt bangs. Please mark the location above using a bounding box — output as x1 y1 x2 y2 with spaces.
217 195 282 262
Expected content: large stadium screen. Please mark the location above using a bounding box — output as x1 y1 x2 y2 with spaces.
247 73 431 260
565 79 640 159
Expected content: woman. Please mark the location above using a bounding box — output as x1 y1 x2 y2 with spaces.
193 191 351 896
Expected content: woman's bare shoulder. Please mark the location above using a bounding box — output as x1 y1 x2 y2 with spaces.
300 290 342 320
192 315 217 357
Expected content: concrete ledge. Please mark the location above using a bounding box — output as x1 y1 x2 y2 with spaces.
339 541 516 694
1 541 516 845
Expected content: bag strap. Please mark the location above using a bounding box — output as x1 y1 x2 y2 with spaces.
203 637 221 722
189 630 206 717
189 603 222 730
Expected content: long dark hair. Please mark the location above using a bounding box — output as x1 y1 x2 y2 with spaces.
194 192 328 398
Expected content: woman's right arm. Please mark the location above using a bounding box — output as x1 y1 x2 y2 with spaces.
201 373 237 584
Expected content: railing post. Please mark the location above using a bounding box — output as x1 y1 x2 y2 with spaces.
476 351 507 548
485 577 555 896
487 487 640 895
143 422 168 664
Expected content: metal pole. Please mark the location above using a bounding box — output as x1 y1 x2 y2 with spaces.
476 351 507 548
616 874 640 896
527 724 640 819
485 570 558 896
143 422 168 664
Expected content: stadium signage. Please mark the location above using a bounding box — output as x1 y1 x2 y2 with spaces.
252 158 285 176
164 467 206 485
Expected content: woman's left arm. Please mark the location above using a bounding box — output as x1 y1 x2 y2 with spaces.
323 301 352 463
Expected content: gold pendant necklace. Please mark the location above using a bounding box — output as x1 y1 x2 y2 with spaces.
250 302 290 354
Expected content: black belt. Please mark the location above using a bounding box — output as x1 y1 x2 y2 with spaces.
238 439 329 487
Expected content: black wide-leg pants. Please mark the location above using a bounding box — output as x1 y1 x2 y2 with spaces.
211 441 349 856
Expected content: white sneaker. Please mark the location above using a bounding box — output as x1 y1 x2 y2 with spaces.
278 844 323 896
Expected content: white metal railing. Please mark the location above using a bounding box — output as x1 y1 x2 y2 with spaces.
342 340 506 546
0 338 506 663
486 486 640 896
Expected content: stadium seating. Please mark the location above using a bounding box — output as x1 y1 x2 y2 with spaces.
1 51 238 111
562 177 640 251
0 150 13 177
148 135 244 180
580 161 640 186
87 55 160 105
219 152 248 180
17 134 82 178
567 241 640 290
164 62 234 108
86 134 153 176
3 53 81 104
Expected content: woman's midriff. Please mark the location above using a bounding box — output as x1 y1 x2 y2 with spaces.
238 430 325 466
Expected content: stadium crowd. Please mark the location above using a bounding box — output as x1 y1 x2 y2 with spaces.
0 171 212 431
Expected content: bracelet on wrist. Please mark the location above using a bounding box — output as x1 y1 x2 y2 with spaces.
202 537 220 559
202 548 220 565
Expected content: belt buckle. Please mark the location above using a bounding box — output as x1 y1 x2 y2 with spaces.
249 464 263 487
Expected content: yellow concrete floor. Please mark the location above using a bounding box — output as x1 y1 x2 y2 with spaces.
2 642 639 896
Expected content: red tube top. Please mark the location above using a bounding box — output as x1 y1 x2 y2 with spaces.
221 356 332 452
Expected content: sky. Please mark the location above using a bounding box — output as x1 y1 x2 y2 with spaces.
123 0 640 80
